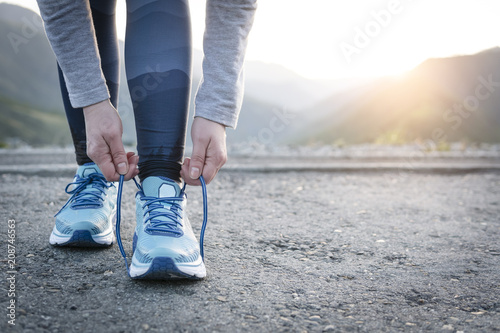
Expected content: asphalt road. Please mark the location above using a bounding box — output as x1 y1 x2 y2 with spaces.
1 166 499 332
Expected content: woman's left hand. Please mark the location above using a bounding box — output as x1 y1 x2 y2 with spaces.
181 117 227 186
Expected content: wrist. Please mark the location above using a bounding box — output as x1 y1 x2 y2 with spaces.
83 99 111 114
194 116 226 131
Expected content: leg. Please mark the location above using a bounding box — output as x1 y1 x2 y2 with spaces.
124 0 205 279
51 0 120 247
58 0 120 165
125 0 192 183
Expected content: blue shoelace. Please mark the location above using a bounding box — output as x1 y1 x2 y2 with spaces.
55 173 114 216
135 178 184 235
115 175 208 276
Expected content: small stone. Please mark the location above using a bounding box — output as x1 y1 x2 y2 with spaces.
70 305 77 310
471 311 485 315
376 239 386 243
39 322 50 329
323 325 335 332
253 290 263 297
26 254 35 258
304 320 320 326
244 315 257 320
279 309 291 316
142 324 150 330
405 322 416 326
309 315 321 321
216 296 228 302
104 270 113 276
442 324 454 330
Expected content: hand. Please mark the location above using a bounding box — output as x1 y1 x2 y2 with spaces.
83 100 139 181
181 117 227 186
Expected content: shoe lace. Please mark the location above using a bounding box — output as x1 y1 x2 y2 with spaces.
115 175 208 276
140 183 184 235
55 173 114 216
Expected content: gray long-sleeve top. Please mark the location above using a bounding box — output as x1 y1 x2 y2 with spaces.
36 0 257 129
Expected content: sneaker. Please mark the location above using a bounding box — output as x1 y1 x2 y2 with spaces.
49 163 117 247
129 176 206 279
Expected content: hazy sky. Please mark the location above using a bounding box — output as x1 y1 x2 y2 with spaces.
3 0 500 80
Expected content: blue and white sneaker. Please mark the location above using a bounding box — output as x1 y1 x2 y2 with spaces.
49 163 116 247
129 176 206 279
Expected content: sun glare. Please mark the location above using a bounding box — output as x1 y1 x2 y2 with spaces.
3 0 500 81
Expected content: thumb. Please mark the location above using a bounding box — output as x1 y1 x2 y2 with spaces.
109 135 128 175
189 143 206 180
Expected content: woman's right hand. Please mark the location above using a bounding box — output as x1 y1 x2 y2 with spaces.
83 99 139 181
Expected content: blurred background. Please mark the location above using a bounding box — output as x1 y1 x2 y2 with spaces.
1 0 499 155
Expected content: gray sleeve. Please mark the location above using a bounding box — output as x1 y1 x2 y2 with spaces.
194 0 257 129
37 0 109 108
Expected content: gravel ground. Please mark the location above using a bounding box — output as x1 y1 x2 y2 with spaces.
1 170 499 332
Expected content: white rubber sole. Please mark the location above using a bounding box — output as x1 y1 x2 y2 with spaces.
49 227 114 246
49 213 115 246
129 254 206 279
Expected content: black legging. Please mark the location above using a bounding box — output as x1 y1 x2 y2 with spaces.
58 0 191 183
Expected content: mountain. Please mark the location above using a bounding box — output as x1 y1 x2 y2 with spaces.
242 61 361 110
0 3 63 112
0 95 69 146
296 48 500 144
0 4 70 146
0 3 343 147
2 3 499 148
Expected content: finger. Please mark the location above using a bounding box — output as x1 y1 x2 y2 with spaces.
189 140 208 180
123 152 139 181
87 142 118 181
181 158 201 186
107 132 128 176
97 157 118 182
200 163 217 184
180 157 190 181
201 152 226 185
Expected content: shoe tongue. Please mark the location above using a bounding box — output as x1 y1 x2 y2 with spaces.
142 176 181 198
76 163 103 178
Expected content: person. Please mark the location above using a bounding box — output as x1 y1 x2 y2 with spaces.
36 0 257 279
